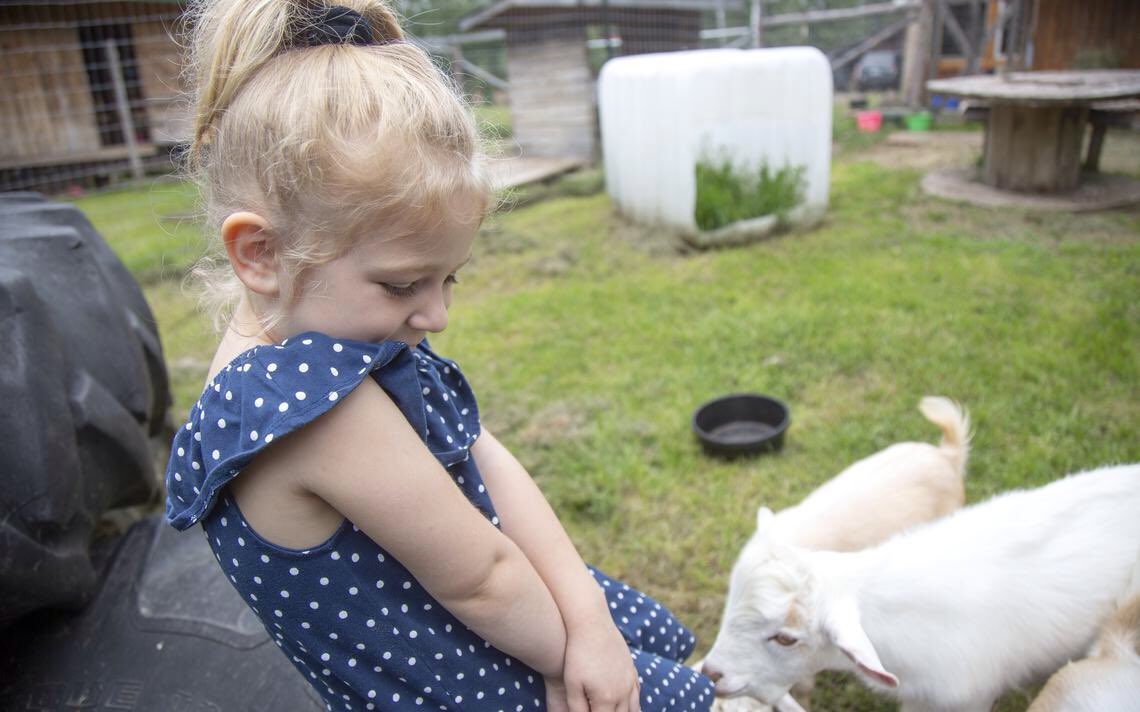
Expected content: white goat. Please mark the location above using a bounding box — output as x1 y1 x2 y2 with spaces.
706 396 970 712
1027 550 1140 711
701 462 1140 712
773 395 969 551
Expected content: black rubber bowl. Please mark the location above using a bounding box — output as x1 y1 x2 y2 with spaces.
692 393 790 458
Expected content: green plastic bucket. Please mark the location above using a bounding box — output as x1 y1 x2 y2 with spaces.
905 111 932 131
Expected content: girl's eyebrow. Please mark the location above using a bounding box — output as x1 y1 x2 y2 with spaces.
368 254 471 277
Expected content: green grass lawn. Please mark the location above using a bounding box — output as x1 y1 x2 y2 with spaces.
74 131 1139 711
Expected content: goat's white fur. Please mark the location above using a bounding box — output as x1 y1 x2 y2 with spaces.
705 396 970 712
773 395 969 551
1027 549 1140 711
703 462 1140 712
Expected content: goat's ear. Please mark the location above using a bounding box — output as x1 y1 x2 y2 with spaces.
756 506 776 534
821 598 899 689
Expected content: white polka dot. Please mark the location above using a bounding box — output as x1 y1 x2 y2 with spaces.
363 354 372 364
310 601 319 610
174 472 182 482
338 610 348 620
299 363 309 373
351 553 360 563
280 590 290 598
267 363 277 373
254 397 264 407
260 554 270 563
330 367 339 377
333 343 344 353
320 577 330 586
278 402 289 413
211 449 220 460
250 430 259 441
265 433 274 443
177 447 185 456
328 392 339 401
295 391 307 401
217 418 226 429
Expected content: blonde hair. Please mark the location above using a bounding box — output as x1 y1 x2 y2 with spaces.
182 0 491 332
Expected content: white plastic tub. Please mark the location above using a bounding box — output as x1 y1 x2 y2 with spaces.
598 47 832 245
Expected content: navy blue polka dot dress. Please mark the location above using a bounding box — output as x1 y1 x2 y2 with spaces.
165 332 713 712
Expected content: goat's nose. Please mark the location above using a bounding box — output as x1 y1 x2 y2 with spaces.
700 659 723 683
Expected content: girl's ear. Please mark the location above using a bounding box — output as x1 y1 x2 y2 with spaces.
221 212 279 296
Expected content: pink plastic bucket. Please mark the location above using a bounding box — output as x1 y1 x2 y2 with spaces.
855 110 882 132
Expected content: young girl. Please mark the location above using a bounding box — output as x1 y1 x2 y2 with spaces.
164 2 714 711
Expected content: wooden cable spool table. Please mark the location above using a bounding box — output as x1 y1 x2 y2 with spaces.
926 70 1140 193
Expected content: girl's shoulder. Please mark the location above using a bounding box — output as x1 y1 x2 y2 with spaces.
164 332 480 531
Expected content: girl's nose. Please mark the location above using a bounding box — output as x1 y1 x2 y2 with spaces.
408 289 449 333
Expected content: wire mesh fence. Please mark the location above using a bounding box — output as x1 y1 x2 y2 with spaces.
1 0 918 195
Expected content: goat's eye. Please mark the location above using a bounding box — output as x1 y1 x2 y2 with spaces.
768 633 797 647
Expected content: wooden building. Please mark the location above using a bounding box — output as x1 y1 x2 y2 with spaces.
931 0 1139 78
460 0 738 161
1026 0 1139 70
0 1 187 189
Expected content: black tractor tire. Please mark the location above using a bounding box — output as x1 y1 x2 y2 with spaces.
0 192 172 629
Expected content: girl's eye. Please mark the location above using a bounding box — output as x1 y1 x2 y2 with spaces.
380 283 417 298
768 633 797 647
445 273 459 286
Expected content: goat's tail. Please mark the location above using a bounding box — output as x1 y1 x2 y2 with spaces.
918 396 971 477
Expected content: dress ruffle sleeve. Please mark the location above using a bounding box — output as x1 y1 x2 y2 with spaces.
163 332 481 531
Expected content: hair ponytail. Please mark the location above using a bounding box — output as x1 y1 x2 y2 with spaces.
185 1 405 168
180 1 489 334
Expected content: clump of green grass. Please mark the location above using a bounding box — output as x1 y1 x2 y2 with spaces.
694 155 806 231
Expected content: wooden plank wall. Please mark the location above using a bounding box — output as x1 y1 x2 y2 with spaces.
506 34 596 160
134 18 190 144
0 26 100 161
0 2 186 165
1032 0 1140 70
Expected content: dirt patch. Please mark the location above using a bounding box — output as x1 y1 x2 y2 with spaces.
860 130 984 171
610 213 693 257
516 398 602 449
857 126 1140 178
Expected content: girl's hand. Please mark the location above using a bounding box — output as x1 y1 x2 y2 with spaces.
544 676 571 712
562 621 641 712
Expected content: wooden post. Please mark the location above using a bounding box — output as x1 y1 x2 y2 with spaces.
103 40 144 181
983 104 1088 192
1084 117 1107 172
901 0 934 108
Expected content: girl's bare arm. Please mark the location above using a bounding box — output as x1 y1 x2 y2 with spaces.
262 378 568 677
473 430 640 711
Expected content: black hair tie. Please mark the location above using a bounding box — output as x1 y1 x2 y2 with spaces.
303 5 377 47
